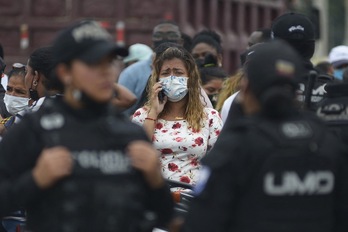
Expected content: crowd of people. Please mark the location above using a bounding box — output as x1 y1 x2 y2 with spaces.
0 10 347 232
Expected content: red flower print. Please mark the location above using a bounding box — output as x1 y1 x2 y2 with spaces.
168 163 179 171
162 148 173 154
133 111 141 117
209 118 213 127
194 137 204 146
211 110 216 115
190 157 198 166
175 137 183 142
172 122 182 129
156 122 163 129
180 176 191 183
215 130 220 136
182 146 188 151
162 129 168 133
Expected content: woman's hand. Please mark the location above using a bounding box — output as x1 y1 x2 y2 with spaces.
127 141 164 189
32 146 73 189
148 82 167 117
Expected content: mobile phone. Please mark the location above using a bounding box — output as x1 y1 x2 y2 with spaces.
158 90 165 103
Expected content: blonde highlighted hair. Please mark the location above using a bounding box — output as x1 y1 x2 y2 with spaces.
215 69 244 112
146 46 205 131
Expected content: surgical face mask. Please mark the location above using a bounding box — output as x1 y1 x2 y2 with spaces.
333 69 344 80
4 94 29 115
160 76 188 102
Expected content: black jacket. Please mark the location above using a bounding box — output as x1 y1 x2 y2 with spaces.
183 111 348 232
0 97 173 232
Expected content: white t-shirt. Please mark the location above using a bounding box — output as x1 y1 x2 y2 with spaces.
220 91 239 124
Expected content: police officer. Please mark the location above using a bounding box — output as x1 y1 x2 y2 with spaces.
181 41 348 232
317 81 348 150
271 12 333 111
0 20 174 232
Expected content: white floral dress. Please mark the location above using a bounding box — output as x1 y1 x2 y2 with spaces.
132 107 223 186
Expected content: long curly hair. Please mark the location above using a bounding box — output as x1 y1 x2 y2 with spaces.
146 46 205 131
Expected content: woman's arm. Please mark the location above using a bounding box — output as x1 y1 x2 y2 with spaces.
112 83 137 110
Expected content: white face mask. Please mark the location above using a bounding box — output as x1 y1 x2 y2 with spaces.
4 94 29 115
160 76 188 102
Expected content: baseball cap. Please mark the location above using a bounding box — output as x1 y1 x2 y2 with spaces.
328 45 348 68
52 20 128 65
244 40 304 97
271 12 315 41
123 43 153 63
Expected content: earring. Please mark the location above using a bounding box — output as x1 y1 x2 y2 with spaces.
33 80 38 87
72 89 82 101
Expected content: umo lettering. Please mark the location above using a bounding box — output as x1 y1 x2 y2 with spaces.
264 171 334 196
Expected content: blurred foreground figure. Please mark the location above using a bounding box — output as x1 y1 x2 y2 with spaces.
0 20 173 232
181 41 348 232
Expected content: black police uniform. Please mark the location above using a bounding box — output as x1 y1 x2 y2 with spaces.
182 111 348 232
0 97 174 232
317 83 348 148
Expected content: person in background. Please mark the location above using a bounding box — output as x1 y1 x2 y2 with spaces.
181 33 192 53
315 61 334 77
0 45 11 119
123 43 153 67
197 54 227 108
328 45 348 81
132 46 222 186
247 28 271 48
216 28 271 121
271 12 332 111
181 40 348 232
0 63 28 232
0 20 174 232
0 63 29 136
191 30 223 67
118 20 183 116
25 46 64 111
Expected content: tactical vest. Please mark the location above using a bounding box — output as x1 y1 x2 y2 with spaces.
25 99 154 232
230 116 340 232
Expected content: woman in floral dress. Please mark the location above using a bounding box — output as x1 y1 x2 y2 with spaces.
132 46 223 186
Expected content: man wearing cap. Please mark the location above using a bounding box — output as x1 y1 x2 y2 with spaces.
328 45 348 81
271 12 332 111
317 46 348 149
0 20 174 232
180 41 348 232
123 43 153 67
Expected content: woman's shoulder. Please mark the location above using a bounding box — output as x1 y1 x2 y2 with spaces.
203 107 220 118
132 106 148 117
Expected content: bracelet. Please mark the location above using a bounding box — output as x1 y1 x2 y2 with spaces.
145 117 157 122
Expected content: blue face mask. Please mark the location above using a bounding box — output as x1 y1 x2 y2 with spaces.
334 69 344 80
